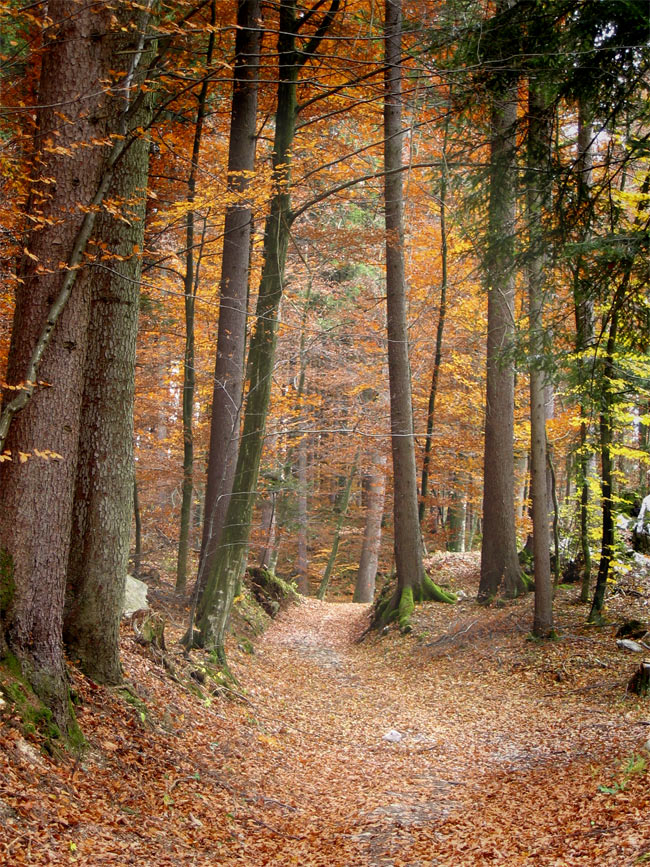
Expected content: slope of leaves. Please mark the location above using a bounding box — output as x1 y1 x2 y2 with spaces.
1 556 650 865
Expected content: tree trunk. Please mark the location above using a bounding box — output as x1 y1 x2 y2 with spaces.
477 11 524 602
354 452 387 603
0 1 115 730
197 0 261 595
588 309 618 622
574 100 595 603
446 473 466 553
527 81 554 637
176 6 215 594
295 435 310 593
317 451 358 601
64 15 155 683
419 98 450 526
191 0 341 657
375 0 455 634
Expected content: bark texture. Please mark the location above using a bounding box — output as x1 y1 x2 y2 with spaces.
527 82 554 637
478 21 525 601
64 17 154 682
0 1 115 728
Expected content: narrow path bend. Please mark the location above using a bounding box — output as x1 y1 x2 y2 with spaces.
227 597 641 866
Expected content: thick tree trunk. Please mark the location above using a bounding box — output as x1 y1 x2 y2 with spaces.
64 22 154 683
478 19 524 602
354 452 387 603
0 1 115 730
197 0 261 595
527 82 554 637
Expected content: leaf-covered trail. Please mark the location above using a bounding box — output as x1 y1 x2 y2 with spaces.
226 596 648 865
2 568 650 866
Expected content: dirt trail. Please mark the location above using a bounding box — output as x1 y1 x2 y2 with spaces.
225 596 645 866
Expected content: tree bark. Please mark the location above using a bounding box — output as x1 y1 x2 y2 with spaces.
477 9 525 601
197 0 262 595
317 450 358 601
527 81 554 637
419 94 450 526
374 0 455 634
64 13 155 683
0 1 115 730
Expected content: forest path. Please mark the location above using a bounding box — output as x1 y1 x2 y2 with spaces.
228 596 643 865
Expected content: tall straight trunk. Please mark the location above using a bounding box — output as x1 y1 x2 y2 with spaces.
192 0 340 656
527 81 554 637
64 20 155 682
574 100 595 602
419 101 450 526
477 12 524 601
588 309 618 622
354 451 387 603
375 0 455 633
176 5 216 594
0 1 116 729
197 0 262 595
317 451 358 601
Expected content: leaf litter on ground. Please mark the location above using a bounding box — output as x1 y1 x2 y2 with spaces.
1 552 650 865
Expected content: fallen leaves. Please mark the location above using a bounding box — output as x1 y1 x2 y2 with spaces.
1 554 650 864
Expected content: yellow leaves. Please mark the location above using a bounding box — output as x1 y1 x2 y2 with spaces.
0 448 63 464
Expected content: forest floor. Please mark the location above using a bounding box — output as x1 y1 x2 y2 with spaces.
2 553 650 865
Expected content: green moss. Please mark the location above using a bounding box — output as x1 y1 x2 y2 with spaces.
420 574 457 604
0 549 15 616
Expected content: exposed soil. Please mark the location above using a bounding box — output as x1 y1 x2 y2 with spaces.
1 552 650 865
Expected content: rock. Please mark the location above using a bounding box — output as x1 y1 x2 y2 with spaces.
122 575 149 618
382 729 403 743
616 639 647 653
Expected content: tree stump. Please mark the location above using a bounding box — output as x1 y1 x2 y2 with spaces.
628 661 650 697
